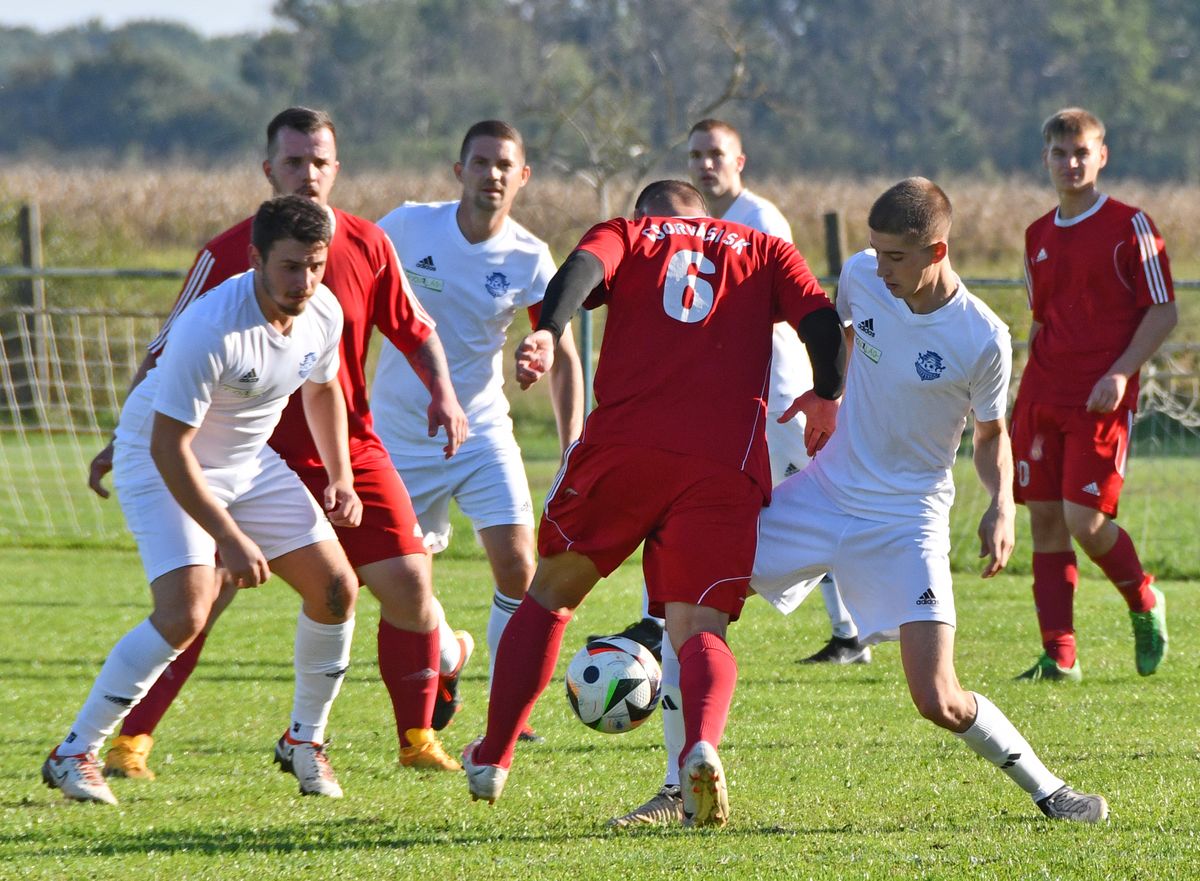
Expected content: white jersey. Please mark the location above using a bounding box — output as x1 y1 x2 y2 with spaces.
722 189 812 415
114 270 343 471
810 249 1011 524
372 200 556 453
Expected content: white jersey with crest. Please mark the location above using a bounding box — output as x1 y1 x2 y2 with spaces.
810 249 1011 524
722 189 813 415
114 270 343 471
372 200 556 454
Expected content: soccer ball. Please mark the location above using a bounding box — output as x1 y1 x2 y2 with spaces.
564 636 662 733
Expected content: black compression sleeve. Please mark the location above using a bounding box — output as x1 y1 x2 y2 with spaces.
797 307 847 400
536 250 605 342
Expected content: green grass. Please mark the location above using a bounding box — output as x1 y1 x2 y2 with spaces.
2 539 1199 879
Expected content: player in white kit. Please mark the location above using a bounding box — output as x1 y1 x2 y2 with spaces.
43 196 361 804
607 119 866 828
752 178 1108 823
373 120 583 734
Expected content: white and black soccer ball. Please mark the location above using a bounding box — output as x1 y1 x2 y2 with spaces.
564 636 662 733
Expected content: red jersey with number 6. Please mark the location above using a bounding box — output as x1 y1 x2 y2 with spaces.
1018 195 1173 411
147 208 434 472
575 215 830 499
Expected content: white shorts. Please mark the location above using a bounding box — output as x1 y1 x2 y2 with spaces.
752 468 955 644
388 430 534 553
114 443 336 583
766 409 811 485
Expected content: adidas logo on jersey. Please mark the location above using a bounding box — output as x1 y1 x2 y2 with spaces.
915 588 939 606
784 462 801 477
1035 247 1049 263
416 255 437 271
238 369 259 384
1082 481 1101 496
857 318 875 337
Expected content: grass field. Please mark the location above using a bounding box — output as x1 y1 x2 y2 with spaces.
3 545 1197 880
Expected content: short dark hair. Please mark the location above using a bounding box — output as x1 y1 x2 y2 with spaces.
251 195 333 260
1041 107 1105 144
459 119 525 163
688 118 742 147
867 177 953 246
266 107 337 159
634 180 707 216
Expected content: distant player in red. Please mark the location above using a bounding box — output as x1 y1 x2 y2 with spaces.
1013 107 1177 682
87 107 469 777
460 180 847 827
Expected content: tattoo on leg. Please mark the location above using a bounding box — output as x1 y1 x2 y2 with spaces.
325 576 348 619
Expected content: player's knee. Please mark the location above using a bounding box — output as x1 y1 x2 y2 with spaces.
492 551 535 597
152 603 210 648
910 688 969 731
322 568 359 621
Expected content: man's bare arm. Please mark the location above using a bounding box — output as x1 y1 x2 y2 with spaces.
973 416 1016 578
149 412 269 587
405 333 469 458
1087 301 1178 413
87 349 159 498
300 378 362 528
547 321 584 453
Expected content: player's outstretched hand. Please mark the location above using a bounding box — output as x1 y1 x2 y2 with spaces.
88 441 115 499
782 390 841 457
515 330 556 390
977 500 1015 578
216 531 271 588
427 392 469 459
324 480 362 528
1086 372 1126 414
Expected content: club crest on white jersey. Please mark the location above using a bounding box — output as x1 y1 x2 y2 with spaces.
485 271 510 298
914 350 947 381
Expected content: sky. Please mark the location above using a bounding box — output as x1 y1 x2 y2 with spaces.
1 1 280 37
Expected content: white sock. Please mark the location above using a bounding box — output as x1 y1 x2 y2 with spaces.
639 583 665 627
821 575 857 640
430 596 461 675
60 619 180 755
957 692 1063 802
659 635 684 787
487 589 521 690
290 612 354 744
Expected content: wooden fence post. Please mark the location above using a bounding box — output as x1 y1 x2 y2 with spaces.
823 210 845 279
17 202 49 423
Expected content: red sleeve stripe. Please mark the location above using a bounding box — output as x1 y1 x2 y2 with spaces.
147 249 215 354
385 236 436 329
1131 212 1172 304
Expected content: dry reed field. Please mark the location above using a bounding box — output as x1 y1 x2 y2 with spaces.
3 164 1200 281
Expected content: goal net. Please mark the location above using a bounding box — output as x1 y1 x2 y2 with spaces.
3 300 1199 580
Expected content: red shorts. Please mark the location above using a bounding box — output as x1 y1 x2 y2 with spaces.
297 465 428 568
1010 398 1132 516
538 443 763 620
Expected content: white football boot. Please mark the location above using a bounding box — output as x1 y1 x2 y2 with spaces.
462 736 508 804
42 749 118 805
681 741 729 828
274 734 343 798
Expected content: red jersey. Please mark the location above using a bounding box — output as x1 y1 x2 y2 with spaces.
576 215 830 498
1018 195 1173 410
148 208 434 471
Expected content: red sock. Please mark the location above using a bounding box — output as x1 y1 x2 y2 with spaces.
1090 528 1154 613
475 597 570 768
377 619 438 747
119 632 207 737
1032 552 1078 668
677 631 738 766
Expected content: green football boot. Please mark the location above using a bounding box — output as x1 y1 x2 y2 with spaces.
1016 652 1082 683
1130 584 1168 676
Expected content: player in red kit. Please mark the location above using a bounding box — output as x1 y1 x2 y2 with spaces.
87 107 469 781
460 180 846 827
1013 108 1177 682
